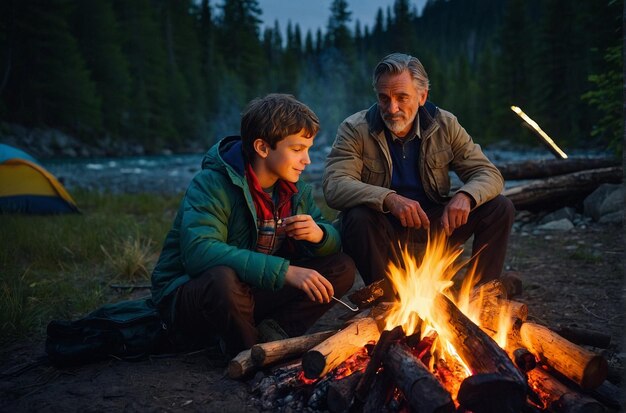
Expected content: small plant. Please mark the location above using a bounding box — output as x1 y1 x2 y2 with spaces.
101 236 156 283
0 272 42 342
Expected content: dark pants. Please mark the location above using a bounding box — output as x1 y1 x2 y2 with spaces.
173 252 355 356
341 195 514 286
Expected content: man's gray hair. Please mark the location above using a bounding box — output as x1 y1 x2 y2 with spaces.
372 53 430 92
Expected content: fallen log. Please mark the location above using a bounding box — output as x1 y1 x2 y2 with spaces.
496 157 619 180
227 349 254 379
503 166 622 211
526 367 605 413
434 293 527 412
250 330 336 367
302 317 381 379
519 322 608 389
383 342 455 413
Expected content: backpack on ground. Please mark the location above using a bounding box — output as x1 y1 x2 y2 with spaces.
46 297 173 367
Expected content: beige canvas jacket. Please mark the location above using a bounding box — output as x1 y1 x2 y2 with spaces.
323 102 504 213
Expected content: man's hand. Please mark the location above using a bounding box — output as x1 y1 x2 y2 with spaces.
284 265 334 303
441 192 472 236
282 215 324 244
384 193 430 229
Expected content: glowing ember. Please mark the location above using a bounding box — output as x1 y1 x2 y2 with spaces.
510 105 568 159
297 370 317 385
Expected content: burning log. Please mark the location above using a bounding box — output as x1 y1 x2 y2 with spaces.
502 166 622 211
513 348 537 372
383 342 456 413
250 330 336 367
479 298 528 332
495 157 619 180
302 317 381 379
363 370 394 413
326 371 363 413
434 293 527 412
519 322 608 389
527 367 606 413
228 349 254 379
354 325 405 403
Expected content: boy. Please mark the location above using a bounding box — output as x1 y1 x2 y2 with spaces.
151 94 355 356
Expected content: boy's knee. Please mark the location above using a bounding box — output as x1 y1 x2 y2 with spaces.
331 253 357 297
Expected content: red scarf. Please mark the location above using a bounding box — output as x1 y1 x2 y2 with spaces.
245 163 297 255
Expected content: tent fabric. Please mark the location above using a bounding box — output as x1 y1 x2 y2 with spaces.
0 144 79 214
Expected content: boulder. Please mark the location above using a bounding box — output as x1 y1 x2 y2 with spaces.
583 184 624 221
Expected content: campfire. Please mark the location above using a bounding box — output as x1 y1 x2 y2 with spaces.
229 233 614 412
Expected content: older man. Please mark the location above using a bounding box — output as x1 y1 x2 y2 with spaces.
323 52 514 288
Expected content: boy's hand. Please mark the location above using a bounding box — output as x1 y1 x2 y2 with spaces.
281 215 324 243
285 265 334 303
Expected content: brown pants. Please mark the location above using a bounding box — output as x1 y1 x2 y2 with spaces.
173 252 355 356
341 195 515 286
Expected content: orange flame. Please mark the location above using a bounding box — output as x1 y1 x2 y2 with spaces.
383 231 515 383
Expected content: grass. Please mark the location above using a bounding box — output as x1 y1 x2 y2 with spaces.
0 190 337 348
0 190 182 345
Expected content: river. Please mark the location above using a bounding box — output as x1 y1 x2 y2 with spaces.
42 147 605 196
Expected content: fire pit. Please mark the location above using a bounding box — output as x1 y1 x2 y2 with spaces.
230 233 615 412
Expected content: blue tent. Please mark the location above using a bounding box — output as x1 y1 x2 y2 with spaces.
0 143 79 214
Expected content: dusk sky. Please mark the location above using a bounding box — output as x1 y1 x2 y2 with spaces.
257 0 427 36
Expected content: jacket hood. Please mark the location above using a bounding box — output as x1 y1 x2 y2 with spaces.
201 136 246 183
365 101 439 138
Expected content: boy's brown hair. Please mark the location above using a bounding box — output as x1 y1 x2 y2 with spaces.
240 94 320 161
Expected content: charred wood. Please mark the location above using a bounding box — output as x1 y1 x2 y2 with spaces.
348 278 391 308
519 322 608 389
584 380 624 411
355 325 405 403
326 371 363 413
250 330 336 367
363 370 394 413
434 293 527 412
502 166 623 211
458 373 528 413
552 326 611 349
526 367 605 413
496 157 619 180
302 317 381 379
513 347 537 372
383 342 455 413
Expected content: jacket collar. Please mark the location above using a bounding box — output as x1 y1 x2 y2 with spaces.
365 101 439 140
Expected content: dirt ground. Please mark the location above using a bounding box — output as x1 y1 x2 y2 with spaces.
1 216 624 412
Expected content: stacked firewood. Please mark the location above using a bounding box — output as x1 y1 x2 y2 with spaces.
229 279 621 412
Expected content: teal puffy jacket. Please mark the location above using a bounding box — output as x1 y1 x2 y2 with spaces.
150 136 341 308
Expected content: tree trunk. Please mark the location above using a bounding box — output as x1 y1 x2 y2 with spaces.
250 330 336 367
302 317 381 379
503 166 623 211
496 157 619 180
519 322 608 389
383 342 456 413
